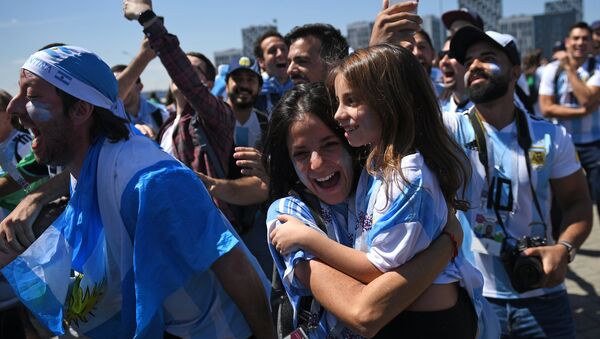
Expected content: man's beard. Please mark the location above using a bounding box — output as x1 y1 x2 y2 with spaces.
229 89 257 109
467 69 510 104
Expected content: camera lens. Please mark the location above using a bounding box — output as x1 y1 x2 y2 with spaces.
513 256 544 292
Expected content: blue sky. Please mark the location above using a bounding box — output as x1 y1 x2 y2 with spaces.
2 0 599 94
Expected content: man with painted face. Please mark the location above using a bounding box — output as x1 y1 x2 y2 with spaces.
1 36 273 339
446 26 592 338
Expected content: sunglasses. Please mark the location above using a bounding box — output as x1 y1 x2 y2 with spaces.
438 50 454 59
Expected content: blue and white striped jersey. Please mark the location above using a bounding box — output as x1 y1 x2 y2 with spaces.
539 59 600 144
266 196 357 338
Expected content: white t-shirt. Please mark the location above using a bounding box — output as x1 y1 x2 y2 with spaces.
234 111 263 148
160 114 181 156
444 108 581 298
539 59 600 143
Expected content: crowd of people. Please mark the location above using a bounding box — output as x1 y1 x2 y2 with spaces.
0 0 596 338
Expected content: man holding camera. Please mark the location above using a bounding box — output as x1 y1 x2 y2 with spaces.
445 27 592 338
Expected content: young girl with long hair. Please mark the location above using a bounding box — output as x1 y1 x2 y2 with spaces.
271 44 499 338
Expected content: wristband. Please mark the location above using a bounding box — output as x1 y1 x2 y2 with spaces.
441 230 458 262
137 9 156 26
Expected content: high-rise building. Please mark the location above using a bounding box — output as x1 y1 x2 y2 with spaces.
498 15 536 58
545 0 582 21
498 10 577 60
421 15 447 52
534 10 577 58
458 0 503 31
347 21 373 51
214 48 242 67
242 25 277 57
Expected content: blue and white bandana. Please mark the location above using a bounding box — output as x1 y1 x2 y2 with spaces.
22 45 127 120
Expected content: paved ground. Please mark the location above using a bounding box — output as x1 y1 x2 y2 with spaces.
566 212 600 338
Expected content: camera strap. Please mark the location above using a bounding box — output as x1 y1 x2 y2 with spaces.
468 107 547 238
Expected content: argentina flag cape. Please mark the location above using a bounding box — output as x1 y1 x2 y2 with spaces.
2 135 267 338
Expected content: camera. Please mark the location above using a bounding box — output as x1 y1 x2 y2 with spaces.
501 236 546 293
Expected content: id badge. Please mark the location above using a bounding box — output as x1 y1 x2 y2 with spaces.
472 192 503 257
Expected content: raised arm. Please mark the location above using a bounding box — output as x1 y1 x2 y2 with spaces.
123 0 234 166
116 37 156 100
369 0 422 47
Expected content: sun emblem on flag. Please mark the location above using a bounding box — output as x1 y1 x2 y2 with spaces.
64 274 106 327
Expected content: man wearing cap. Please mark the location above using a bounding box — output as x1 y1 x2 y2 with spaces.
442 7 485 35
226 56 268 150
539 22 600 219
196 56 272 275
446 26 592 337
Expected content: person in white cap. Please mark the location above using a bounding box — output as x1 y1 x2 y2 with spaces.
1 42 274 338
446 26 592 338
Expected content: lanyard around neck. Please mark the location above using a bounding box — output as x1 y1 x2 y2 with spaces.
467 107 547 236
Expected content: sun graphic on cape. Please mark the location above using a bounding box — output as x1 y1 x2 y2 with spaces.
64 274 106 327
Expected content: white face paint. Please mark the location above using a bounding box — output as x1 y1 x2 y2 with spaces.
487 63 502 76
464 62 503 86
25 101 53 122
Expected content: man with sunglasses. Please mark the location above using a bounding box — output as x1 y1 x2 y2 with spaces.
439 37 473 114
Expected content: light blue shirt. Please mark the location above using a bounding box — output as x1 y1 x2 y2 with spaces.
539 59 600 144
444 108 580 299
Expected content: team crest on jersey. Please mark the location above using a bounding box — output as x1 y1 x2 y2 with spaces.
529 146 546 169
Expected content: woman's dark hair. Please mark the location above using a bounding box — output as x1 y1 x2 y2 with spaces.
328 44 471 211
57 89 130 143
262 82 360 201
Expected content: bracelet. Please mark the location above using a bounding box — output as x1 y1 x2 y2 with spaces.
441 230 458 262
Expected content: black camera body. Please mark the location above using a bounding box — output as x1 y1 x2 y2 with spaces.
501 236 546 293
